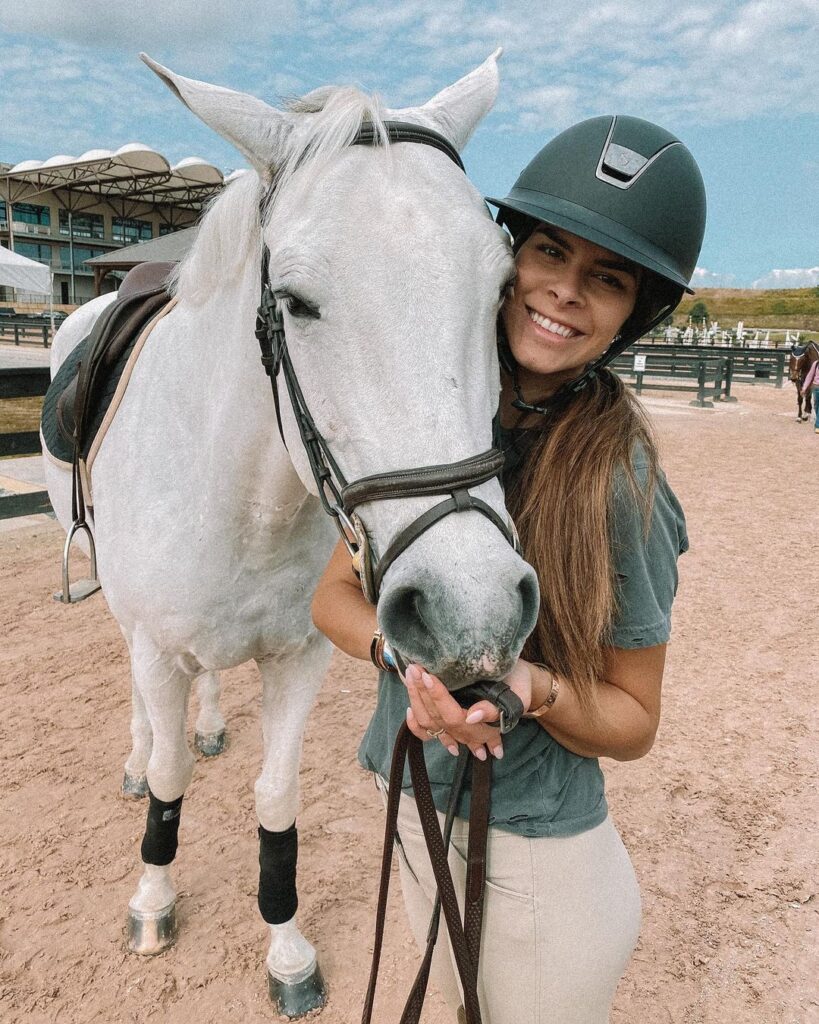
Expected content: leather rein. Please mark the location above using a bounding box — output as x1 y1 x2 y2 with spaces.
254 121 524 1023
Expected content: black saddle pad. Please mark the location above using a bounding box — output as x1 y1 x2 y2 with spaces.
41 285 170 465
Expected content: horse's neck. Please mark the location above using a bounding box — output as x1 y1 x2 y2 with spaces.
168 270 304 506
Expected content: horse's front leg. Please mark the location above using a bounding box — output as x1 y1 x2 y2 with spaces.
126 631 196 955
193 670 227 756
255 634 332 1017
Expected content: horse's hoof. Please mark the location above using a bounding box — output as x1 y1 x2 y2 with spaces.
267 962 327 1018
195 729 227 757
121 771 149 799
126 902 177 955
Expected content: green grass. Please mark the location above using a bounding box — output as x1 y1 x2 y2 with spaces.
676 287 819 332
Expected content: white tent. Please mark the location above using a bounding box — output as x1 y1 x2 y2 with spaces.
0 244 52 294
0 244 54 331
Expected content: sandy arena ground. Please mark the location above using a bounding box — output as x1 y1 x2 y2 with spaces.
0 383 816 1024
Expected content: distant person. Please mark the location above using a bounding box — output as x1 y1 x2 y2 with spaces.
802 357 819 432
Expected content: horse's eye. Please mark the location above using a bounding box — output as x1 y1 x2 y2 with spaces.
277 292 320 320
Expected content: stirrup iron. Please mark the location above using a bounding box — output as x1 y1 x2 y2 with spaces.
54 519 101 603
54 453 101 604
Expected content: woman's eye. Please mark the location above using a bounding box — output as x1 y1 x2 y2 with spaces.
596 274 625 291
537 244 563 259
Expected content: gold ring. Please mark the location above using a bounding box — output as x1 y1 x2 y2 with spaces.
426 727 445 739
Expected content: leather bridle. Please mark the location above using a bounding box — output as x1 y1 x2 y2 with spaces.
255 120 520 606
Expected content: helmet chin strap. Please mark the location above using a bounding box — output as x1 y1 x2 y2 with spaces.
500 300 674 419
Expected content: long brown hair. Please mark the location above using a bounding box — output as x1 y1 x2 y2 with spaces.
505 369 658 713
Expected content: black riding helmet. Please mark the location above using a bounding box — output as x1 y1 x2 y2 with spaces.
487 114 707 411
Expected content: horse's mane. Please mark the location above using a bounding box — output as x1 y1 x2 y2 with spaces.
171 86 389 304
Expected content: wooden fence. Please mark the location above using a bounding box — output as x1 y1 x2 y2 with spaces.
0 318 56 347
0 366 52 520
616 343 786 388
612 353 733 407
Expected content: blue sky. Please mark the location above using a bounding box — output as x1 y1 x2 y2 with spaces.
1 0 817 287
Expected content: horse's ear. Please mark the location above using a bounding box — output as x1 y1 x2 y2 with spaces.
140 54 291 182
400 48 502 152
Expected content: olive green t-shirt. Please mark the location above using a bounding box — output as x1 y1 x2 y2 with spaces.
357 453 688 838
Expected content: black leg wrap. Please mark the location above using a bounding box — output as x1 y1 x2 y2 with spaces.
141 790 184 866
258 821 298 925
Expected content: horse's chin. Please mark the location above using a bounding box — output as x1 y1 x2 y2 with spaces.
433 654 516 692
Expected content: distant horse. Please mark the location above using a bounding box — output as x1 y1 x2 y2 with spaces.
41 52 539 1014
788 342 819 421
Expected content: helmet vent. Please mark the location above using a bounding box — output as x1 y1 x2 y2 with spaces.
600 143 647 182
595 117 679 190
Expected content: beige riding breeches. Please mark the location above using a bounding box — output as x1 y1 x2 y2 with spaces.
377 779 641 1024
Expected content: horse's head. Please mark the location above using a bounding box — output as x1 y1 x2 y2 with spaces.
142 53 539 688
789 346 807 382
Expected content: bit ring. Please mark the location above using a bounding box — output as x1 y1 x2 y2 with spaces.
426 726 446 739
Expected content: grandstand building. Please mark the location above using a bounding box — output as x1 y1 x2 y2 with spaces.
0 145 237 306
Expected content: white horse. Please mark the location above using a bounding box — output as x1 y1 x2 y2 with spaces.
43 51 539 1014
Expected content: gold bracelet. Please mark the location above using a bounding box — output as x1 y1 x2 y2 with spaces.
524 663 560 719
370 629 387 671
370 629 398 673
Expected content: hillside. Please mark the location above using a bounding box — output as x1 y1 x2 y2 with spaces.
676 287 819 333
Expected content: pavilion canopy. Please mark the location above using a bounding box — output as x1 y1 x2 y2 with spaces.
0 144 239 211
0 244 51 294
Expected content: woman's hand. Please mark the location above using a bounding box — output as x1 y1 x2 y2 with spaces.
403 660 534 761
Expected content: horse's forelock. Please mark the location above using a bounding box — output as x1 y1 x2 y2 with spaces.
266 86 389 218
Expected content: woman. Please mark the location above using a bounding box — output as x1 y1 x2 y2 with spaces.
801 356 819 431
312 114 706 1023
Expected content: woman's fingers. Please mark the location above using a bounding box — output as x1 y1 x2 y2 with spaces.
405 666 504 760
406 708 459 756
464 700 500 726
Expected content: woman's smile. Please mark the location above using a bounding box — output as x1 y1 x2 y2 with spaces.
526 307 582 340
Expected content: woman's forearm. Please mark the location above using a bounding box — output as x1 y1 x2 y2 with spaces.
311 542 378 662
528 656 661 762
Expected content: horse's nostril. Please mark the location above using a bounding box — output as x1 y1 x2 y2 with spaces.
515 566 540 645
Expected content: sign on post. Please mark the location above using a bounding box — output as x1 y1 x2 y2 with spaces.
633 354 647 372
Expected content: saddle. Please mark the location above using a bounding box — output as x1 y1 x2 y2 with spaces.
50 262 175 461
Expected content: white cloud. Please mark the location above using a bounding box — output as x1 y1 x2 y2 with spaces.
692 267 738 288
0 0 298 51
751 267 819 289
1 0 816 134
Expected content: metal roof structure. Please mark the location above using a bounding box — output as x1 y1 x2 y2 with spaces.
0 144 242 215
84 226 198 268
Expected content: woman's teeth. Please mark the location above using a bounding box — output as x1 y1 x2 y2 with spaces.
528 309 578 338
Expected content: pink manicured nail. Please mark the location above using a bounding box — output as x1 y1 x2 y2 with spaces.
405 664 419 684
492 747 504 760
406 707 413 721
474 748 487 761
465 710 484 724
447 745 459 757
421 672 434 690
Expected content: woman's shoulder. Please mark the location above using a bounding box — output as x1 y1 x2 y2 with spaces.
609 442 688 576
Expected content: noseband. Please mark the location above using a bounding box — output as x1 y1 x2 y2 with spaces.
255 121 519 606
